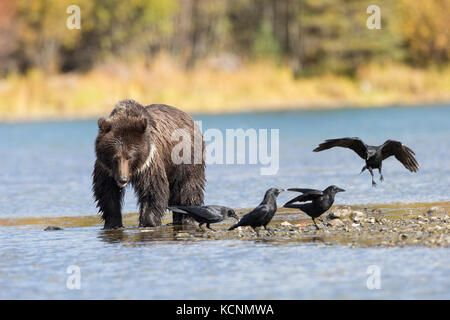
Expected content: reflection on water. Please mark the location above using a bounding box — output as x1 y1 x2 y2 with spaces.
97 225 200 245
0 202 448 299
0 224 448 299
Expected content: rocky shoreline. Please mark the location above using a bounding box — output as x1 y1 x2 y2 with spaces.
171 205 450 248
28 202 450 248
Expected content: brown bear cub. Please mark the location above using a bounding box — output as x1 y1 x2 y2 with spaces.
93 99 205 229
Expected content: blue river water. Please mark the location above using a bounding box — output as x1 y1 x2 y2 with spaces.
0 104 449 299
1 104 449 218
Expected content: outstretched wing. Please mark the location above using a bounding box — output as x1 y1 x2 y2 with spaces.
284 188 323 206
287 188 323 194
313 137 368 160
283 203 310 212
380 140 419 172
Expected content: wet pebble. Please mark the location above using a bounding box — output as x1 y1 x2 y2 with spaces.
427 206 446 215
44 226 63 231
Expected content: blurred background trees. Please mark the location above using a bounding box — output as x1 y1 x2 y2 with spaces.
0 0 448 77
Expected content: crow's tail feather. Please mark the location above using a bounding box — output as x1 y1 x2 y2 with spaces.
283 203 303 209
167 206 188 215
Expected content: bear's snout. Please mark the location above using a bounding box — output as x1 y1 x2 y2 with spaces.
114 157 130 188
117 176 129 188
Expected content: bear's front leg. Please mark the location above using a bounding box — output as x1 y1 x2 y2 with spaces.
139 200 167 227
172 211 196 226
134 173 170 228
169 164 205 226
93 161 124 229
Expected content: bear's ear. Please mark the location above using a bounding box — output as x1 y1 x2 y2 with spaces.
98 117 112 133
136 118 147 133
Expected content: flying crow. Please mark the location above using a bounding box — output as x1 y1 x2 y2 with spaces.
313 138 419 186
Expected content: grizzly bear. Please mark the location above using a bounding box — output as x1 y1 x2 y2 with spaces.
92 99 205 229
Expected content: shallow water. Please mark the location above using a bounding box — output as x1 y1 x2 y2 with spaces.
0 224 449 299
1 104 449 299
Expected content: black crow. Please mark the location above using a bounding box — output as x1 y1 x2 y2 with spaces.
228 188 284 236
167 205 238 231
313 138 419 186
283 185 345 230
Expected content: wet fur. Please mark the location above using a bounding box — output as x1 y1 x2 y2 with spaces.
93 99 205 229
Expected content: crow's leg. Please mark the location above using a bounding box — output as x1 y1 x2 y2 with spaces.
199 223 205 232
206 223 216 231
252 227 260 237
360 165 367 174
317 217 326 229
312 218 320 230
264 225 273 235
378 167 384 182
368 167 376 187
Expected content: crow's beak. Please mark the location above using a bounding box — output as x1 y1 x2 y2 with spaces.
278 189 285 193
337 187 345 192
229 212 239 221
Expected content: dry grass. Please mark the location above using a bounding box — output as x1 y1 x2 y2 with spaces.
0 55 449 121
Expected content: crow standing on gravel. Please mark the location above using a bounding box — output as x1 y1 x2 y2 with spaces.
313 138 419 186
228 188 284 236
283 186 345 230
167 205 238 231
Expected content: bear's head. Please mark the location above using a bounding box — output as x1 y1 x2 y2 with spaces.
95 116 150 188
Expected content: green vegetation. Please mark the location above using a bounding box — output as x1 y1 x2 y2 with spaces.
0 0 448 119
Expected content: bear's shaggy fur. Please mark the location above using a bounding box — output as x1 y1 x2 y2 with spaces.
92 99 205 229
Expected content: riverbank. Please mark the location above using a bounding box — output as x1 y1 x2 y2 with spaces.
1 56 449 122
3 202 448 248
